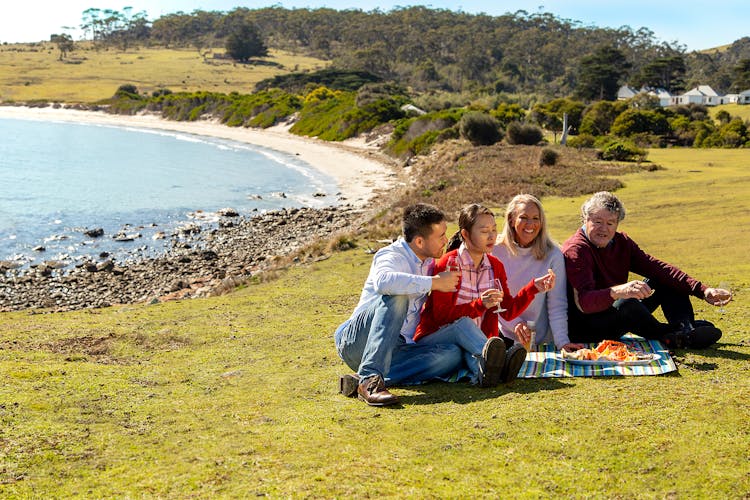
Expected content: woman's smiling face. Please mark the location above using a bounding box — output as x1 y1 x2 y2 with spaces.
512 202 541 248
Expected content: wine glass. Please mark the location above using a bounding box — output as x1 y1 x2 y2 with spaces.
446 255 461 273
493 278 506 313
717 281 732 315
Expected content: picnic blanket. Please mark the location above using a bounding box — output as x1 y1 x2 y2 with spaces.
517 338 677 378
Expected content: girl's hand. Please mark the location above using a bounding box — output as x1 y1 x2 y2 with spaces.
480 288 502 309
534 268 556 292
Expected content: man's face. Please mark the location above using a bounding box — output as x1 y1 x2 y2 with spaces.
584 208 619 248
412 221 448 261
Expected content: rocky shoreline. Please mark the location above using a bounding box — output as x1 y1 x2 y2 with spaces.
0 206 366 312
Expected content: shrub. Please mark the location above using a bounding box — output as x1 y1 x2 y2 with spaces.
566 133 596 148
116 83 139 96
459 111 502 146
598 139 646 162
539 147 559 166
506 121 543 145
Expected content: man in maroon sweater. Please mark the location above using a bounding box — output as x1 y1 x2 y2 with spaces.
563 192 731 348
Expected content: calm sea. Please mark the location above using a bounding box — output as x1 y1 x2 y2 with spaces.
0 117 339 268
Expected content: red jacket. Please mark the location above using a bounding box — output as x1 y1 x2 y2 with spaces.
414 249 539 341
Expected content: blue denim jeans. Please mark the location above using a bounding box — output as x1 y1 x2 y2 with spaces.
416 316 489 384
335 294 463 385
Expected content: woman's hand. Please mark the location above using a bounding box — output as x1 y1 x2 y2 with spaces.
534 268 556 292
561 342 585 352
514 322 532 347
609 280 653 300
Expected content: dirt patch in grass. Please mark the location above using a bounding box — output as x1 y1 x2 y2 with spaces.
367 140 651 237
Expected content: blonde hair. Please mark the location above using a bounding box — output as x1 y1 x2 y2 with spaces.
498 194 556 260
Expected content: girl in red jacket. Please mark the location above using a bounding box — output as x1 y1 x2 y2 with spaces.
415 204 556 381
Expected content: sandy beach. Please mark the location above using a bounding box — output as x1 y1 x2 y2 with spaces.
0 105 396 206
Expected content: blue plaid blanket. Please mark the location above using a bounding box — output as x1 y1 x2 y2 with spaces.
518 339 677 378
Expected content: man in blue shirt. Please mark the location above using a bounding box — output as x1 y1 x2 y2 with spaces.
335 204 507 406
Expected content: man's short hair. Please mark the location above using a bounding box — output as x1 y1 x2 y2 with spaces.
581 191 626 223
403 203 445 242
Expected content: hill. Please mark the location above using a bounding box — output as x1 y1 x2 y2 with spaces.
0 42 328 102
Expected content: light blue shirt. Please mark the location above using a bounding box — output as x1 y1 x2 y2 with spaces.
349 237 434 343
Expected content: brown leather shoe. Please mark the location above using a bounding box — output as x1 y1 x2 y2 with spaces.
357 375 399 406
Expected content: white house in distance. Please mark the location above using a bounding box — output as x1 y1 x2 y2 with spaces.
617 85 750 106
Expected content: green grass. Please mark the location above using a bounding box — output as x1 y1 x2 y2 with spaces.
1 149 749 497
0 42 328 103
711 103 750 122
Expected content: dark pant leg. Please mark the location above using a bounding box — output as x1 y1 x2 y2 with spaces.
568 298 670 342
640 278 695 330
567 303 628 343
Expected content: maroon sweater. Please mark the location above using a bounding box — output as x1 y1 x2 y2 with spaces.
562 228 706 314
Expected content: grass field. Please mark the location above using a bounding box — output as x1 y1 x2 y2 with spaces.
710 103 750 122
0 42 328 103
1 148 748 497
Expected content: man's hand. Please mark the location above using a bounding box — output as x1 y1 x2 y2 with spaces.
432 271 460 292
704 287 731 306
609 280 653 300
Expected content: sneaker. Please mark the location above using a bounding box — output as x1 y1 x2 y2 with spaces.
477 336 506 388
501 344 527 383
339 373 359 397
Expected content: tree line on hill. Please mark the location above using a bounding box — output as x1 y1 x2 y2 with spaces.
63 6 750 99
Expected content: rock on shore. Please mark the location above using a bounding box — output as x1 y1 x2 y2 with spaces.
0 206 364 312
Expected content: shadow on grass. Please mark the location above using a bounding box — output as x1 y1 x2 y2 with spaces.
394 378 574 406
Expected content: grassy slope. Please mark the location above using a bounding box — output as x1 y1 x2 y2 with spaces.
1 149 748 497
710 103 750 122
0 42 328 103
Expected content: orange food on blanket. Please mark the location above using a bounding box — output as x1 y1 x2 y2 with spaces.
562 340 642 362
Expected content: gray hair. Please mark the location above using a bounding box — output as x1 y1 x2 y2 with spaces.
581 191 626 223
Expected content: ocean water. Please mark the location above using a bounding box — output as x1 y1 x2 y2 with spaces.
0 117 340 268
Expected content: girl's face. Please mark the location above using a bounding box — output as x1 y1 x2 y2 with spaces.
463 213 497 254
512 202 542 248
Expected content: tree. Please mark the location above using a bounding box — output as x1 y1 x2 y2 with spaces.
50 33 74 61
731 58 750 92
225 22 268 62
579 100 628 136
576 46 631 101
633 54 686 93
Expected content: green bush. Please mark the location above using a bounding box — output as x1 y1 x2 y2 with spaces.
597 139 646 162
539 147 559 166
565 133 596 148
388 108 465 157
506 122 543 145
458 111 502 146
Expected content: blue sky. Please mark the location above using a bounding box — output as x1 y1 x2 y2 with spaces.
2 1 747 51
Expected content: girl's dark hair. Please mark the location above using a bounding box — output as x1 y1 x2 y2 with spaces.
446 204 494 251
402 203 446 242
